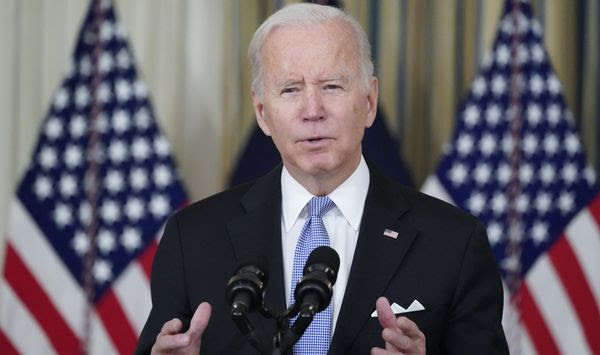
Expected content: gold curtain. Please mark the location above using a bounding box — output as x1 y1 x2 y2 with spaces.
222 0 599 186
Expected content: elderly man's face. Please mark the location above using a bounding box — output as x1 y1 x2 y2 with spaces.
253 20 377 185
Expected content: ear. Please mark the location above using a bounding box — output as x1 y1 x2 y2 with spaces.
252 90 272 136
365 77 378 128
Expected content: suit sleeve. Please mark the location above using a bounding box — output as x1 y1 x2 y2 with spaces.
444 221 509 354
134 215 192 355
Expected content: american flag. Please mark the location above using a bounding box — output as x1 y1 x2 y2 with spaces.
0 0 187 353
422 0 600 354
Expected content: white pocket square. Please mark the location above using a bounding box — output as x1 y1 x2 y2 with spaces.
370 300 425 317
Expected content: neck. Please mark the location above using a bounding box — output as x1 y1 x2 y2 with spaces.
285 155 362 196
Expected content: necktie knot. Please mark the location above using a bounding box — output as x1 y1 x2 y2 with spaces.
307 196 335 218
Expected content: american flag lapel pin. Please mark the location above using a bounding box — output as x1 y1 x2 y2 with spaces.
383 228 399 239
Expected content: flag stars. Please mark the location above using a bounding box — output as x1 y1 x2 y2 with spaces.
121 227 142 252
474 163 492 185
117 48 131 69
519 163 534 185
130 167 148 190
64 145 83 168
529 74 545 96
516 194 529 213
132 137 151 161
39 146 58 169
543 134 559 155
154 136 171 157
467 192 486 214
531 43 545 63
546 104 561 125
59 174 77 197
547 74 561 95
463 105 480 126
448 163 468 186
115 79 132 102
53 88 69 110
564 133 581 155
34 175 53 199
456 134 474 156
517 44 529 65
108 139 128 163
479 134 496 156
523 134 538 156
45 117 63 140
100 21 115 41
535 192 552 214
75 85 90 108
99 52 114 73
54 203 73 227
134 80 148 100
502 134 515 156
497 163 511 186
79 55 92 76
526 104 542 126
495 44 510 66
72 231 90 256
150 194 170 218
97 229 116 254
70 115 87 138
558 192 574 214
105 169 124 193
472 77 487 97
153 165 173 188
79 202 91 226
487 222 503 246
531 222 548 245
93 259 113 284
584 166 596 185
125 197 145 221
135 108 151 129
539 163 556 185
485 104 502 125
112 110 130 134
491 193 507 215
98 82 112 103
561 163 578 185
491 75 507 96
100 199 121 224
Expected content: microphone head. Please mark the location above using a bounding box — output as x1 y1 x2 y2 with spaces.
303 246 340 281
234 252 269 284
225 252 269 313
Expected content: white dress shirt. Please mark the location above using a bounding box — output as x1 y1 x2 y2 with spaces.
280 156 370 333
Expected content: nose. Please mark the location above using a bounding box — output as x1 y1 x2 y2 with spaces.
302 87 325 121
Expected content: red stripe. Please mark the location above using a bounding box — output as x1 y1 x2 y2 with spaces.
3 244 80 354
549 235 600 353
96 289 138 355
138 240 157 280
586 194 600 226
0 329 19 355
518 283 561 355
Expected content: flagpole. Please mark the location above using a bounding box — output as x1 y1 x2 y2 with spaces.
82 0 105 353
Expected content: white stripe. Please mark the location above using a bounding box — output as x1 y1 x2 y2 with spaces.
7 199 86 337
501 282 537 355
420 175 456 205
88 310 118 355
113 261 152 334
0 281 56 354
527 255 592 355
565 207 600 307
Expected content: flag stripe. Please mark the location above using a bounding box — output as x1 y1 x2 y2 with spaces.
0 283 56 354
88 311 119 355
96 289 138 355
3 244 80 354
548 236 600 353
519 283 560 355
0 330 19 355
113 261 152 334
566 206 600 307
8 200 86 335
528 255 591 354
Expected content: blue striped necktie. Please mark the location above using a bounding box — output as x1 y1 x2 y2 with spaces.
290 196 335 354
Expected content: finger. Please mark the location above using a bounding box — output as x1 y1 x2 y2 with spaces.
381 327 412 351
186 302 212 341
396 316 425 341
159 318 183 335
370 347 399 355
152 332 191 353
375 297 396 330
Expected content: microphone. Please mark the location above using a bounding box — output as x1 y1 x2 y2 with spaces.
225 253 269 354
280 246 340 352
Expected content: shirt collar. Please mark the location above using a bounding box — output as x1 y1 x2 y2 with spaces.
281 156 370 232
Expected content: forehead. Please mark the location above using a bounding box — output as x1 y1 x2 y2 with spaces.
260 20 359 80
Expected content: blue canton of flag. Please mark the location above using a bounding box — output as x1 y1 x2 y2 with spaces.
0 0 187 354
422 0 600 354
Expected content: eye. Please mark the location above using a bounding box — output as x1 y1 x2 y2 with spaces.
281 87 298 95
324 84 342 91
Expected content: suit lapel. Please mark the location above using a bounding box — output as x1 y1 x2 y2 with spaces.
330 167 418 353
227 166 287 326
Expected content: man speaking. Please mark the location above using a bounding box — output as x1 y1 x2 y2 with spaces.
135 3 508 354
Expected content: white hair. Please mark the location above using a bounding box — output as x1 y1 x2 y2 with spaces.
248 3 374 99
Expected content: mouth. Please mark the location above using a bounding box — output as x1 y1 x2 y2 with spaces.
298 136 333 148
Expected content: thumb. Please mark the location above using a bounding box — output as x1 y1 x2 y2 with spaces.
375 297 396 329
186 302 212 343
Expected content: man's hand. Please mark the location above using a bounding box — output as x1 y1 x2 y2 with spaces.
151 302 212 355
371 297 425 355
